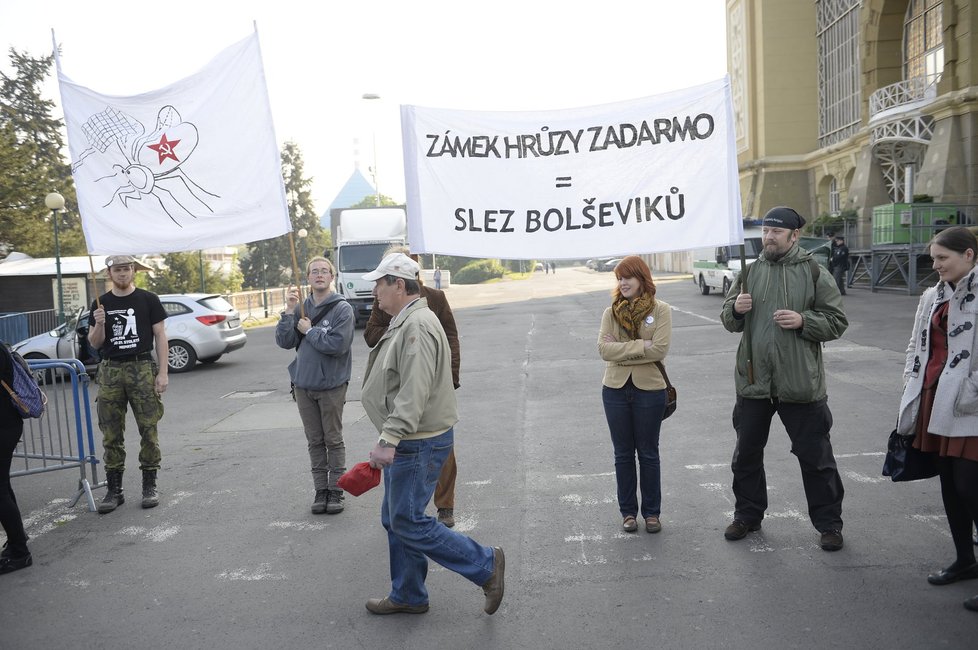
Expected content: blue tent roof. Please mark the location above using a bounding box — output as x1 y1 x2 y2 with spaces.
320 168 376 229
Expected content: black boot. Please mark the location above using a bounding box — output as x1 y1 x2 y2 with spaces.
325 489 344 515
311 489 328 514
98 470 125 514
141 470 159 509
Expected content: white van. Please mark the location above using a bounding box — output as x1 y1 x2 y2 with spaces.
692 229 762 296
692 228 832 296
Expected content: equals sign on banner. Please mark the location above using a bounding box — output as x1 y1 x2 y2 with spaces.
555 176 572 188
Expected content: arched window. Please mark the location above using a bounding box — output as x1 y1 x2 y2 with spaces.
829 177 840 216
905 0 943 84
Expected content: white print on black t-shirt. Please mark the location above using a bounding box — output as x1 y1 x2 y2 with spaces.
108 308 141 351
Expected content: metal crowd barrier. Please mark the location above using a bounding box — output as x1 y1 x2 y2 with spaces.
10 359 100 512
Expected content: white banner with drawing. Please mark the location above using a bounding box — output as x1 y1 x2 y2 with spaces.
56 32 291 255
401 76 743 259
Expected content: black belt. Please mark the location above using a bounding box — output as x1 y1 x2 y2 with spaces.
104 352 154 363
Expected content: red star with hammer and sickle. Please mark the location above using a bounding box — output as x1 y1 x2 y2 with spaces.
147 134 181 165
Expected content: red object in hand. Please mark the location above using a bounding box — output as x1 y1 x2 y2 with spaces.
337 462 381 496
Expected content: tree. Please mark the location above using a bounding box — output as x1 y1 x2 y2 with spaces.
350 194 400 209
147 252 227 295
241 141 327 288
0 48 85 258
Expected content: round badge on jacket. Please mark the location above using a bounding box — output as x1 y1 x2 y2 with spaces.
645 315 654 325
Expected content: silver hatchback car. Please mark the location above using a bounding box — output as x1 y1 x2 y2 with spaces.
158 294 247 372
12 293 246 374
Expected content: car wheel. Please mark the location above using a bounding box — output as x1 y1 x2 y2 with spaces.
722 277 732 296
199 355 221 364
699 275 710 295
168 340 197 373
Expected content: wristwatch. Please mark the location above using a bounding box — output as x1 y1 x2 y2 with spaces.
377 439 396 448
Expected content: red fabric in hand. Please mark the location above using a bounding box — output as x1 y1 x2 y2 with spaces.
337 462 381 496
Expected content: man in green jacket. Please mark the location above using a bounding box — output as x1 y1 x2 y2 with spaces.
720 207 849 551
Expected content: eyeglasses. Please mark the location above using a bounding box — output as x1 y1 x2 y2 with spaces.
309 268 332 276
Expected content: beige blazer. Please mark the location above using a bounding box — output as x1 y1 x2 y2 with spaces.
598 300 672 390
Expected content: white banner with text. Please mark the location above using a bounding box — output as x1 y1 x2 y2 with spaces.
401 76 743 259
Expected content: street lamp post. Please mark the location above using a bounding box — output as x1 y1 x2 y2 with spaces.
362 93 381 206
45 192 66 325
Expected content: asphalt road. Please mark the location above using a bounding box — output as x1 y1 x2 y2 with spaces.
1 267 974 649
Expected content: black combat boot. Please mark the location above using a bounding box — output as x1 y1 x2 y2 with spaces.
98 470 125 514
141 470 159 509
325 489 344 514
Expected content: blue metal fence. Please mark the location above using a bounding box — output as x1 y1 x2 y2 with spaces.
11 359 101 512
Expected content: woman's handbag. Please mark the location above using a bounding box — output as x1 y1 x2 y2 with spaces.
654 361 677 420
882 429 938 482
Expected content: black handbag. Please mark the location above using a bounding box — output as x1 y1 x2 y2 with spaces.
882 429 938 482
654 361 677 420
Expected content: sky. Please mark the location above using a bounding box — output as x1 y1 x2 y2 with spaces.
1 0 729 218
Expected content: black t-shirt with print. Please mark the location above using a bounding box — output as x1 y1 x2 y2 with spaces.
88 289 166 358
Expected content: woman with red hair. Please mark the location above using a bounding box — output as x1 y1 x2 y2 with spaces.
598 256 673 533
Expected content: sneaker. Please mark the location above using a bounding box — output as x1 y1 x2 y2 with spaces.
724 519 761 540
325 490 344 515
820 529 844 552
311 489 328 515
437 508 455 528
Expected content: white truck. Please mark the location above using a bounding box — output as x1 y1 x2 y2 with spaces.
328 206 407 326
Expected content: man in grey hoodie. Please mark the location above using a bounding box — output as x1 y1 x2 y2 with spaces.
276 257 355 514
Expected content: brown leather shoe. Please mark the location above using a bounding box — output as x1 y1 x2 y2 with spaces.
365 597 428 615
724 519 761 541
645 516 662 534
482 547 505 615
622 516 638 533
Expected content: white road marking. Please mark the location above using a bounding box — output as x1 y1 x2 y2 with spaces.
217 563 286 581
556 471 615 480
117 524 181 542
268 521 330 531
843 470 887 484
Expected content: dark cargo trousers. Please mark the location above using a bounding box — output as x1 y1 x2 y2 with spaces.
97 359 164 472
731 397 844 532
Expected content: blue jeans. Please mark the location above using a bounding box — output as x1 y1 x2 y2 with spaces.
602 381 665 519
381 428 495 606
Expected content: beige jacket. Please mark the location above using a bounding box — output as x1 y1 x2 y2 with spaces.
598 300 672 390
362 298 458 445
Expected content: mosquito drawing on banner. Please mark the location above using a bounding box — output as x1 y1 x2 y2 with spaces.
71 105 219 227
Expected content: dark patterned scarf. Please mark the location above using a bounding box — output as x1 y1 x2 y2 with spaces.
611 293 655 338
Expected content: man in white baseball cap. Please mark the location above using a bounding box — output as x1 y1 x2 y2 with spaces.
357 252 504 616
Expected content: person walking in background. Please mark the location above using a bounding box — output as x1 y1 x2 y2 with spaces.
0 341 33 575
433 267 442 290
830 235 850 295
360 253 503 615
276 257 354 515
720 207 849 551
598 255 672 534
364 246 462 527
87 255 168 514
895 226 978 613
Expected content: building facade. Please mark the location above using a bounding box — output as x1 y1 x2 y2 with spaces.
728 0 978 249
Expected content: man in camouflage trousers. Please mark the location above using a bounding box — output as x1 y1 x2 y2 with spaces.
88 255 168 513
